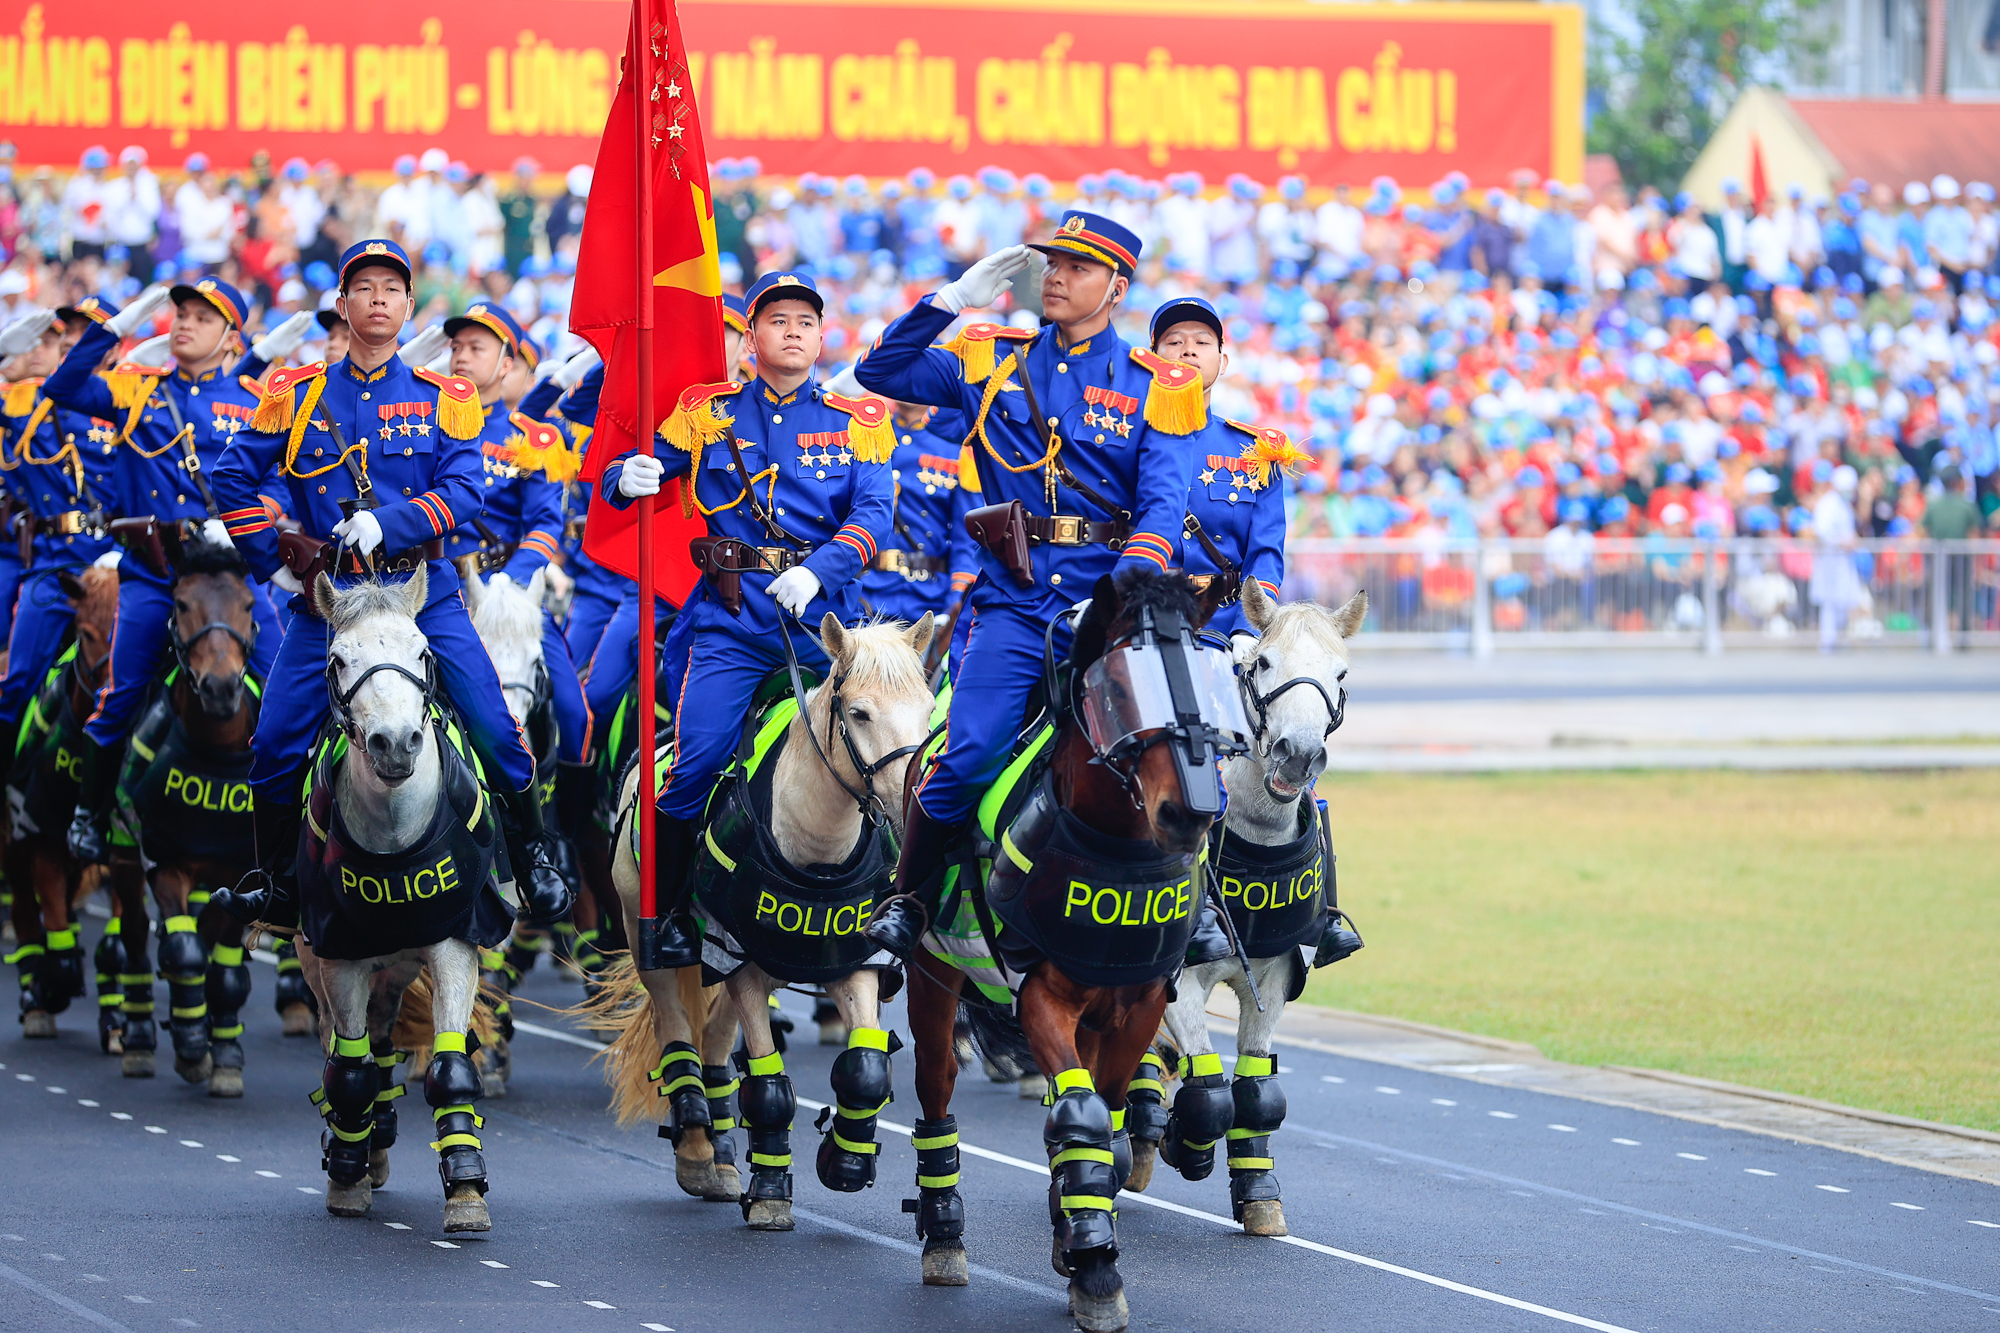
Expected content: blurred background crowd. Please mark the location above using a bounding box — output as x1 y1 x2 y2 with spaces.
12 142 2000 567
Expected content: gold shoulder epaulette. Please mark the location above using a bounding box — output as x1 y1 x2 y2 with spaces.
942 322 1036 384
251 361 325 433
413 367 482 440
1129 349 1205 434
823 390 895 463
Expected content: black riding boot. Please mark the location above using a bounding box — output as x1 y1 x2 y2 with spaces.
211 777 304 930
863 799 966 958
65 738 124 865
495 784 574 925
553 759 598 878
633 810 700 971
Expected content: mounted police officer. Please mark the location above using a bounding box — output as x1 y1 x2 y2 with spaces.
1149 296 1292 639
42 278 285 863
853 211 1202 954
203 239 571 929
600 271 894 966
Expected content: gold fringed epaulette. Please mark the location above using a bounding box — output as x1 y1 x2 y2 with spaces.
1227 418 1312 487
661 382 740 517
413 367 482 440
252 361 324 434
1129 349 1205 434
105 367 159 412
941 322 1035 384
504 412 581 483
823 391 895 463
2 378 39 415
958 441 982 493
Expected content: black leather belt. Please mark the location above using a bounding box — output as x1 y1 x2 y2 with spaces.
335 540 443 577
871 548 943 578
27 510 96 537
1024 513 1127 548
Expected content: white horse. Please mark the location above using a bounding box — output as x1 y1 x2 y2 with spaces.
596 613 935 1229
290 569 500 1233
1138 580 1366 1238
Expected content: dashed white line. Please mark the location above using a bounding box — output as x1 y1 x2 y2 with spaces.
110 1113 132 1121
1677 1153 1707 1161
0 1234 20 1241
80 1275 106 1283
1817 1186 1851 1194
295 1187 317 1194
531 1280 561 1288
431 1241 460 1249
172 1320 199 1328
1745 1169 1777 1177
1432 1098 1457 1106
384 1223 411 1231
1968 1220 2000 1228
1320 1075 1345 1084
13 1073 32 1081
582 1300 616 1309
1489 1111 1518 1120
255 1170 279 1178
640 1324 674 1331
1728 1245 1757 1252
179 1140 203 1148
1891 1203 1924 1211
1612 1138 1641 1146
143 1126 166 1135
1376 1086 1401 1095
77 1100 98 1108
215 1155 239 1163
122 1294 151 1303
1548 1125 1577 1133
45 1086 64 1094
480 1260 509 1268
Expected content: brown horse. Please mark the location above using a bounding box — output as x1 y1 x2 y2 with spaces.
6 564 122 1040
116 541 264 1090
901 566 1234 1333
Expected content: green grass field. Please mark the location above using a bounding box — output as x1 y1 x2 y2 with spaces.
1301 769 2000 1130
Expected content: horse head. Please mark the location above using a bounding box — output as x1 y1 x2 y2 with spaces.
1231 581 1366 809
463 568 548 729
171 539 260 719
1066 565 1237 857
314 567 434 787
57 565 119 710
815 611 936 836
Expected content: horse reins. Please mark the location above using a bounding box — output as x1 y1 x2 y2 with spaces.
325 650 438 743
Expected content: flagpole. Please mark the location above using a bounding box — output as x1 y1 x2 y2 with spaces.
632 0 662 966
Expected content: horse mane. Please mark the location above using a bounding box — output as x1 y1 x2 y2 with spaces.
826 618 929 700
321 578 418 634
177 538 250 579
1258 598 1353 661
467 577 543 645
1072 565 1202 671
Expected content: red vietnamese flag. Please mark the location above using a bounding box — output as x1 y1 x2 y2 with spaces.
569 0 723 605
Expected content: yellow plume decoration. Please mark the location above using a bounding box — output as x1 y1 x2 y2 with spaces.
505 432 581 484
252 381 296 434
943 330 998 384
1246 431 1311 475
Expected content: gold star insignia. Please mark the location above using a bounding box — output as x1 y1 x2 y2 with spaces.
1199 468 1215 485
1114 419 1131 437
665 78 682 98
416 423 431 435
400 422 415 436
837 449 853 465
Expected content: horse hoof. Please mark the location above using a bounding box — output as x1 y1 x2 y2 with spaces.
122 1049 155 1078
280 1003 315 1037
1017 1074 1047 1101
207 1066 244 1099
675 1156 721 1199
1125 1141 1157 1193
102 1022 123 1055
443 1183 491 1233
817 1021 848 1046
704 1163 742 1203
744 1198 794 1231
921 1241 969 1287
174 1052 214 1085
369 1150 392 1189
325 1179 373 1217
1050 1236 1071 1278
21 1010 55 1039
1069 1281 1129 1333
1240 1200 1288 1236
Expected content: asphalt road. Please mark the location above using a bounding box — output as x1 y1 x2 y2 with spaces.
4 944 1999 1333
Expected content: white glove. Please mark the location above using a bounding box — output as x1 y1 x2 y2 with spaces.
94 549 123 570
616 453 664 498
554 345 601 390
332 510 383 556
426 349 453 375
200 518 235 549
822 362 863 397
270 566 304 595
252 309 316 363
124 333 173 369
0 308 55 357
397 323 448 367
770 566 822 615
107 284 171 339
935 245 1034 314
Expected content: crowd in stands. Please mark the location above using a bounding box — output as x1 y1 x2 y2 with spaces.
13 144 2000 573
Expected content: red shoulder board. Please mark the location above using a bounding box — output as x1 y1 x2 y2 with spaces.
1128 348 1201 392
413 366 478 402
955 322 1036 344
508 411 565 451
238 375 265 396
265 362 325 398
1225 418 1288 450
823 391 890 429
676 380 742 414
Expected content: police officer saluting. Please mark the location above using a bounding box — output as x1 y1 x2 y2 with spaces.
855 212 1202 954
600 271 893 966
205 239 571 928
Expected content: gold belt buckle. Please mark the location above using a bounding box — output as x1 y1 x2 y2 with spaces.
1187 574 1213 593
55 512 83 535
1051 516 1083 545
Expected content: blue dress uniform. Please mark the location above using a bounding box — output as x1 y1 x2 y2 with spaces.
0 370 117 736
435 308 591 768
206 239 568 929
41 279 285 857
1148 297 1290 639
599 271 894 965
854 411 963 624
517 366 623 662
853 211 1200 952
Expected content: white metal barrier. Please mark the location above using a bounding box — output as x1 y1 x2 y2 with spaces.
1283 538 2000 654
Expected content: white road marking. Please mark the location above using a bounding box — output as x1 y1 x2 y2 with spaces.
1376 1086 1401 1095
1432 1098 1457 1106
78 1100 98 1107
1548 1125 1577 1132
172 1320 199 1328
1508 1190 1534 1198
0 1235 19 1241
1810 1265 1838 1273
42 1254 62 1262
1969 1220 2000 1228
122 1294 151 1303
1320 1075 1344 1084
1489 1111 1518 1120
1729 1245 1757 1252
1891 1203 1924 1211
1612 1138 1640 1146
430 1241 459 1249
1817 1186 1851 1194
254 1170 279 1178
45 1086 64 1094
81 1275 106 1283
1677 1153 1707 1161
532 1280 561 1287
143 1126 166 1135
179 1141 202 1148
295 1187 317 1194
583 1300 616 1309
1579 1209 1607 1216
110 1113 132 1121
480 1260 509 1268
1745 1169 1777 1176
14 1073 32 1081
641 1324 674 1331
384 1223 411 1231
215 1156 239 1164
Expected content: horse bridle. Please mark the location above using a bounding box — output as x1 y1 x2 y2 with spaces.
169 614 257 685
325 650 438 741
776 605 917 828
1239 650 1347 747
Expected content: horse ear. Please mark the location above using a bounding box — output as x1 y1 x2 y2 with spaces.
1328 589 1368 641
905 612 935 661
1191 574 1233 630
820 611 849 662
526 567 547 606
1241 577 1277 633
1070 573 1117 668
56 569 87 604
401 565 429 618
312 572 340 623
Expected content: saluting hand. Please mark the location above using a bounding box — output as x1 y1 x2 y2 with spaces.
106 284 171 339
252 310 317 363
0 308 55 359
935 245 1035 314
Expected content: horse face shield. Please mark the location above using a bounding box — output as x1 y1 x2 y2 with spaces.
1080 612 1249 817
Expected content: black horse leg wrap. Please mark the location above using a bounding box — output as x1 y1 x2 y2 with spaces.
816 1028 893 1192
1227 1057 1287 1212
205 945 252 1055
94 918 125 1012
1044 1070 1119 1257
902 1114 965 1245
703 1064 740 1168
735 1051 795 1208
320 1037 381 1185
427 1033 486 1196
273 940 314 1014
1160 1053 1233 1182
1124 1049 1170 1145
43 927 84 1004
371 1039 407 1151
649 1041 709 1145
159 916 208 1054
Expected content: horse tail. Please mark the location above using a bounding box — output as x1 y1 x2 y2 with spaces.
959 999 1040 1079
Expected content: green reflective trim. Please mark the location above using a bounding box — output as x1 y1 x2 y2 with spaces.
847 1026 889 1052
1139 1051 1168 1070
1110 1108 1125 1131
1059 1195 1115 1212
334 1034 370 1057
331 1123 373 1142
434 1103 476 1118
170 1004 207 1019
711 1117 737 1132
832 1133 878 1154
703 825 738 874
917 1172 961 1189
129 737 156 762
118 973 155 985
1051 1147 1114 1166
704 1078 741 1097
210 1023 244 1039
187 890 210 906
375 1084 406 1104
1000 830 1033 874
164 914 198 934
978 724 1054 840
375 1050 408 1068
655 1047 701 1068
1126 1078 1163 1095
1234 1054 1275 1078
910 1133 958 1151
1180 1137 1218 1150
210 945 245 966
746 1052 784 1076
45 928 76 950
749 1152 791 1167
1053 1067 1093 1095
432 1030 467 1055
743 697 799 781
105 917 122 932
836 1099 889 1119
1225 1127 1266 1140
431 1133 482 1151
1184 1052 1224 1078
654 1075 703 1096
1227 1157 1274 1170
122 999 156 1014
98 993 122 1007
6 944 45 963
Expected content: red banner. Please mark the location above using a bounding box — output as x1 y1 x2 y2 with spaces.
0 0 1580 184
